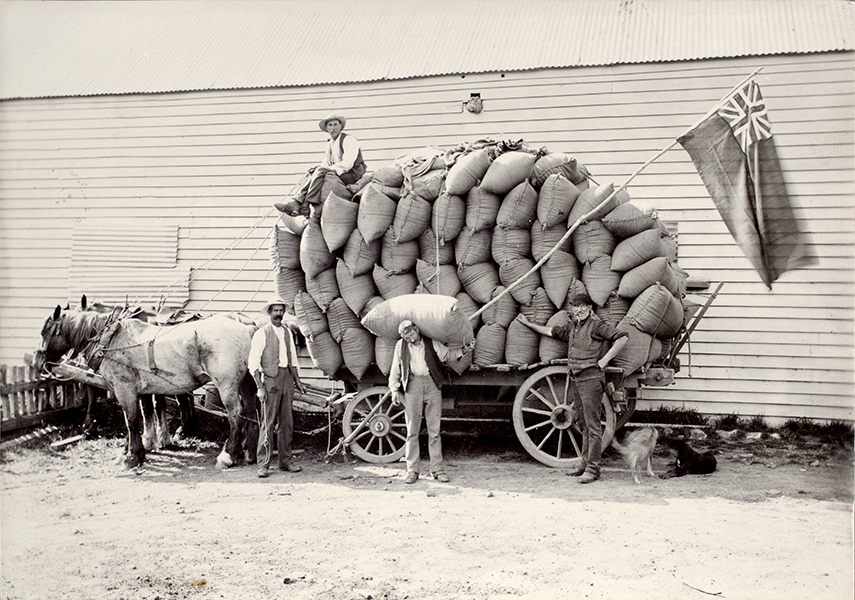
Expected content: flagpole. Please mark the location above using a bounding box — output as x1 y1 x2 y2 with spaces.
469 67 764 322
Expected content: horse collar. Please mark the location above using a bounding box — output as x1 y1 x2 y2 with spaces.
87 320 122 371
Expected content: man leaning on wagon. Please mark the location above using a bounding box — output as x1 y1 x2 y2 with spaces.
276 113 367 219
516 283 628 484
249 298 304 478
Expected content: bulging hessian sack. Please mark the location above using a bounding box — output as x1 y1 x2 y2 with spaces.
361 293 474 346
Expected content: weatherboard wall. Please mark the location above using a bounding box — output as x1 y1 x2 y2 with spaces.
0 52 852 420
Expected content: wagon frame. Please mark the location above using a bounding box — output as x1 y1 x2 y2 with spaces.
332 360 674 468
330 280 719 468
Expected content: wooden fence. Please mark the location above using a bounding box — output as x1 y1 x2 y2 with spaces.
0 364 85 434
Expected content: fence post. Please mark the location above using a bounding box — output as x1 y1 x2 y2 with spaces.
26 366 36 414
14 366 25 417
0 365 7 421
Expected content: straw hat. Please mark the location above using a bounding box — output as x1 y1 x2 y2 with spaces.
263 297 288 314
318 114 346 131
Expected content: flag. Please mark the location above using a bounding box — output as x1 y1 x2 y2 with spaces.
678 80 815 289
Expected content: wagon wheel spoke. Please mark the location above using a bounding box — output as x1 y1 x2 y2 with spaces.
565 428 582 456
545 375 567 407
524 417 553 434
536 426 557 450
527 386 556 410
353 429 373 445
521 406 552 417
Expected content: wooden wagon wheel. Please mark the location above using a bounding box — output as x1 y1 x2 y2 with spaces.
341 386 406 464
512 365 616 468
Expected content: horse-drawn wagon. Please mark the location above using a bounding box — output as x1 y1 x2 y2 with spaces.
31 133 724 472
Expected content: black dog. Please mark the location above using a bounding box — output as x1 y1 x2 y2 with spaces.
659 438 717 479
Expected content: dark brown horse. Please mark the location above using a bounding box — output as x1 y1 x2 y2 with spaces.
36 305 256 468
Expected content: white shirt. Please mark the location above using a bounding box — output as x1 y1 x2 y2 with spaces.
407 339 430 376
322 133 361 176
247 323 299 373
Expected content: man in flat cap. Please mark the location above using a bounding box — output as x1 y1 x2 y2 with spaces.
249 298 303 478
516 280 628 484
388 320 472 485
277 114 366 218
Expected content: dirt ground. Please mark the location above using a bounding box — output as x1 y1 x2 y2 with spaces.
1 411 853 600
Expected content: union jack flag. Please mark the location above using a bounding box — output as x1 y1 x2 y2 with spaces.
717 80 772 154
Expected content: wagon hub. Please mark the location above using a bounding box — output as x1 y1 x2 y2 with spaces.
369 414 393 437
549 404 574 430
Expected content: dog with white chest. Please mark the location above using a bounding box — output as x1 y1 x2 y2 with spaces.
659 438 718 478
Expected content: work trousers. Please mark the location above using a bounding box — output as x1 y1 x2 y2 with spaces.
403 375 443 475
257 368 295 470
570 368 606 477
302 165 364 205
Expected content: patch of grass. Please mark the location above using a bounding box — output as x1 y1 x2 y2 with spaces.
783 418 854 448
711 413 742 431
631 405 709 426
742 415 770 432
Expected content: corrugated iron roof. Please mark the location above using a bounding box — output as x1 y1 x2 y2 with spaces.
1 0 853 100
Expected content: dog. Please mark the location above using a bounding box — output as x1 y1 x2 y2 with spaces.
610 427 658 484
659 438 717 478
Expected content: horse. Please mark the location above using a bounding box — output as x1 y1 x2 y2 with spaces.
72 296 198 446
36 304 256 469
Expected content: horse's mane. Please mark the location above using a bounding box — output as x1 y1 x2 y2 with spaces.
59 311 116 354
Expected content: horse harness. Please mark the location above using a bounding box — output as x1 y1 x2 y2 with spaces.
85 310 124 371
70 308 203 373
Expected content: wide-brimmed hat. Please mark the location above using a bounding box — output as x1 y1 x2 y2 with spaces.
263 297 288 314
319 114 346 131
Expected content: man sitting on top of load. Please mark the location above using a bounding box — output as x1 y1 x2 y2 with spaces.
276 113 366 219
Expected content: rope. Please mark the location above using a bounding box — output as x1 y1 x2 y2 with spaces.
239 263 273 314
127 209 278 308
432 188 443 295
197 225 273 312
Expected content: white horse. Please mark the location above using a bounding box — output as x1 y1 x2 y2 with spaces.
37 306 255 468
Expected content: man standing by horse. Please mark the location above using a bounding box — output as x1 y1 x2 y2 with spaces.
249 298 304 478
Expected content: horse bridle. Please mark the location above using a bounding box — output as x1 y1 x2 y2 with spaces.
34 316 63 378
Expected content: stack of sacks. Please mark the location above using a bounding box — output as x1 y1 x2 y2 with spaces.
272 216 309 307
600 202 689 374
269 139 689 381
447 148 592 368
269 152 450 380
